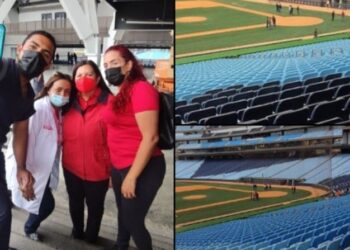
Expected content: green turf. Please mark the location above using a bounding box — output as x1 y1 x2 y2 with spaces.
175 180 314 232
177 7 264 35
176 0 350 57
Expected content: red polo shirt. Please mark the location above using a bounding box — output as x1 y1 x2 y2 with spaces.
102 81 163 169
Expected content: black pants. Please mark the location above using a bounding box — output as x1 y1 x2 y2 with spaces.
0 151 11 250
63 169 109 243
111 155 166 250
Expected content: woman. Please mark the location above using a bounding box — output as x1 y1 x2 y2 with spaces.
5 72 73 241
103 45 165 250
62 60 111 244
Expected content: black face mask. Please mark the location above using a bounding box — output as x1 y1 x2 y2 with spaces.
105 67 125 86
18 50 47 80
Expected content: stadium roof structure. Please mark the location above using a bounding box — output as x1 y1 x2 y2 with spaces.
176 126 350 158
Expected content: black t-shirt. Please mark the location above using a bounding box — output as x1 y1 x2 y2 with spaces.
0 58 35 145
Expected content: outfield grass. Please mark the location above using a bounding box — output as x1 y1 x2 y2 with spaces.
177 7 264 35
176 0 350 59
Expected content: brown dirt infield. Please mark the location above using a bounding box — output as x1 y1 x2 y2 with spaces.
177 16 208 23
259 191 288 198
176 185 211 193
183 195 207 200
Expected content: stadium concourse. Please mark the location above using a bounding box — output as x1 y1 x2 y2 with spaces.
175 125 350 250
175 40 350 125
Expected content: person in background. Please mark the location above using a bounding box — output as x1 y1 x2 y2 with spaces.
0 30 56 250
103 44 166 250
62 60 111 244
6 72 74 242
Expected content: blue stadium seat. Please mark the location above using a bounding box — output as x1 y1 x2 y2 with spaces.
306 88 337 105
263 81 280 87
202 96 228 108
333 84 350 98
279 87 304 100
324 73 342 81
251 93 280 106
304 82 328 94
304 77 323 85
214 89 238 98
175 103 201 119
184 107 216 122
273 107 309 125
241 102 275 122
283 81 303 90
230 91 257 102
190 94 212 104
257 86 280 96
328 77 350 88
309 98 346 124
217 100 248 114
276 95 306 113
199 111 238 125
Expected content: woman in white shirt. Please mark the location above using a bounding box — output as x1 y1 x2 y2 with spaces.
6 72 74 241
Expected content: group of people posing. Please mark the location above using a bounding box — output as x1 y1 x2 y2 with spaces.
0 30 166 250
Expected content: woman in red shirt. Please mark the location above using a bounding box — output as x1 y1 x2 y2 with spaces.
62 60 111 243
103 45 165 250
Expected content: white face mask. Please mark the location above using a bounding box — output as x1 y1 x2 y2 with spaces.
49 94 69 107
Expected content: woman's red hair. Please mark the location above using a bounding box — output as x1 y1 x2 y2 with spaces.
104 45 146 112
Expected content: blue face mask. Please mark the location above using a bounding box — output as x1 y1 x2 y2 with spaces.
49 94 69 107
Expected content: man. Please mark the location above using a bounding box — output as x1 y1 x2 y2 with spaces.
0 30 56 250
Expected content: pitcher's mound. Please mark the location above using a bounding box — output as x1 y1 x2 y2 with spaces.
277 16 323 26
183 195 207 200
177 16 207 23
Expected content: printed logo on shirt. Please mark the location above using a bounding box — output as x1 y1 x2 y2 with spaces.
43 124 53 130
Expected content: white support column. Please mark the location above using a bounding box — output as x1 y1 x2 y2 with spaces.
0 0 16 23
58 0 100 63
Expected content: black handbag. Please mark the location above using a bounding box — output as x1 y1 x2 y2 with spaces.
158 92 174 149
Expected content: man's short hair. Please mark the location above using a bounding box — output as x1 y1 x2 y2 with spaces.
22 30 57 60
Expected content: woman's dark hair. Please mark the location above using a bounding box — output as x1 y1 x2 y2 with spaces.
35 71 76 114
23 30 57 60
72 60 111 94
104 44 146 112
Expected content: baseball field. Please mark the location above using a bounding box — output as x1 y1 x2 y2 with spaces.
176 0 350 64
176 180 328 232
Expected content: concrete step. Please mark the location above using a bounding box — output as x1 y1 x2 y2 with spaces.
5 148 174 250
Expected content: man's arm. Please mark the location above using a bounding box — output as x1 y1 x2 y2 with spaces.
12 119 35 200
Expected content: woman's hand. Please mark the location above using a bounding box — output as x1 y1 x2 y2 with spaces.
121 175 137 199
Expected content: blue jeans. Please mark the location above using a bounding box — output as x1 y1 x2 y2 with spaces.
24 180 55 234
0 151 12 250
